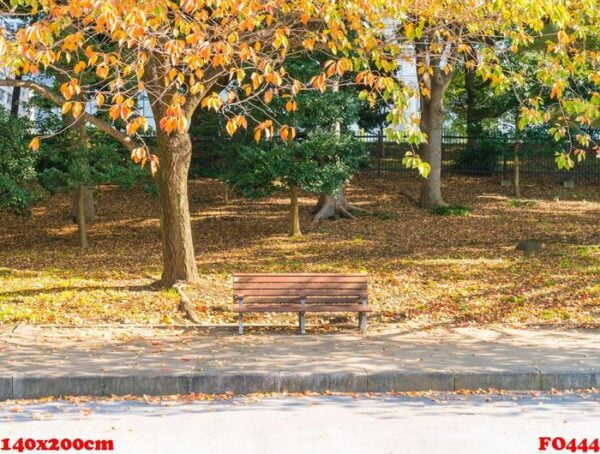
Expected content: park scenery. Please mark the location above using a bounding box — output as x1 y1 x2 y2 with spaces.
0 0 599 453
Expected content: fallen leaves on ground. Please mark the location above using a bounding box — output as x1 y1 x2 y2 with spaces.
0 174 598 327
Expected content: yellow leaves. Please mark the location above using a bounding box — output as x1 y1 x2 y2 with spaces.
126 117 149 136
96 93 105 107
29 137 40 152
201 93 223 112
60 79 81 101
550 83 563 99
131 147 146 164
73 61 87 74
253 120 273 143
225 115 248 137
71 102 84 118
190 82 205 96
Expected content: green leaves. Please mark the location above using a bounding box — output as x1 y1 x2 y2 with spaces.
402 151 431 178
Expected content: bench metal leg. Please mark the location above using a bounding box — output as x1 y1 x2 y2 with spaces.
358 313 367 334
299 312 306 335
238 313 244 335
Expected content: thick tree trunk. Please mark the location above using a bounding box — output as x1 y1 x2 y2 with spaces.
155 131 199 286
419 85 447 209
312 189 364 223
290 187 302 237
71 187 96 224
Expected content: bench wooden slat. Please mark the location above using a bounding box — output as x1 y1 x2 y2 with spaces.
233 304 372 313
234 282 367 290
233 275 367 283
234 289 368 297
236 297 362 304
233 273 370 334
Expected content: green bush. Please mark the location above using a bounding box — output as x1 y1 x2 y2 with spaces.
0 108 38 215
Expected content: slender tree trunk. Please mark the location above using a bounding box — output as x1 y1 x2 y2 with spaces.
63 100 94 247
155 130 199 286
290 187 302 237
419 84 447 209
465 64 477 153
77 184 88 248
71 187 96 224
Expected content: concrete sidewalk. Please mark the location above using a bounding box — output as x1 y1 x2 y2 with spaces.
1 325 599 400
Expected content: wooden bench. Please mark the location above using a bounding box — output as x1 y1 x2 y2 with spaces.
233 273 371 334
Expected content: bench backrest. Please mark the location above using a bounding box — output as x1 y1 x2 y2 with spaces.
233 273 368 304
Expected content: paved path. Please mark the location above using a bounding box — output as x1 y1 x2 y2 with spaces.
2 393 599 454
1 325 600 398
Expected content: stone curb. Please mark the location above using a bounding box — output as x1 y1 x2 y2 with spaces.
1 370 598 401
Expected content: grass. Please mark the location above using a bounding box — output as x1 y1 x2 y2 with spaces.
507 199 540 208
0 174 598 328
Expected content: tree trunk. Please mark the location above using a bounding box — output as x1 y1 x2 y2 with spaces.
465 64 477 153
76 185 88 248
155 130 199 286
290 187 302 237
419 84 447 209
71 187 96 224
312 189 364 223
9 75 21 118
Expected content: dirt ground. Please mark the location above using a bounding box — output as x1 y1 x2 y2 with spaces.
0 173 598 328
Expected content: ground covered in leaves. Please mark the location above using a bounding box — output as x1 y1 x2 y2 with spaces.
0 173 598 328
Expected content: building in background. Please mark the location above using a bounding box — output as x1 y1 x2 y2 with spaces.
0 72 36 121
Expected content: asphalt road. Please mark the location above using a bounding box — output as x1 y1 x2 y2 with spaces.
1 393 599 454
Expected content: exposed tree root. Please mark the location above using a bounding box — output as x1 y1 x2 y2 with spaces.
312 190 368 224
173 282 202 324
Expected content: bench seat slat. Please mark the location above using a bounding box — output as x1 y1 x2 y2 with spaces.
233 304 372 313
236 297 363 304
234 283 367 290
234 275 367 283
234 289 368 297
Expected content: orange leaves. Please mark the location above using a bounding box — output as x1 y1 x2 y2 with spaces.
96 64 109 79
131 147 159 176
108 96 135 122
279 125 296 142
225 115 248 136
253 120 274 143
159 115 188 134
324 58 353 77
59 79 81 101
285 99 297 112
73 61 87 74
310 73 327 93
28 137 40 151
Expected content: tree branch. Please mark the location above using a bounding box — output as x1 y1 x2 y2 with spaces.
0 79 140 151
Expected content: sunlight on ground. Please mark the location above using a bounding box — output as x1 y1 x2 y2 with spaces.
0 174 598 327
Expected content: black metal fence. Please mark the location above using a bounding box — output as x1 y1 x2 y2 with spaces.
357 132 600 181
